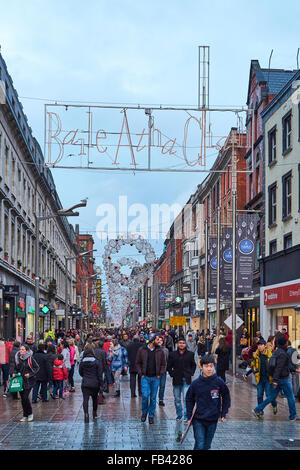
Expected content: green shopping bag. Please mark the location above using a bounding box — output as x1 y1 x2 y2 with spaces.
9 374 23 392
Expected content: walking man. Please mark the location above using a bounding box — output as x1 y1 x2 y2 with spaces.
127 336 143 397
167 337 196 440
135 333 166 424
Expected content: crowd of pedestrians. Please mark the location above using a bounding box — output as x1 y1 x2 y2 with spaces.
0 323 300 450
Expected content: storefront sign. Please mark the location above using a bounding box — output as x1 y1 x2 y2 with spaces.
170 316 186 326
236 214 258 293
264 282 300 306
4 285 19 296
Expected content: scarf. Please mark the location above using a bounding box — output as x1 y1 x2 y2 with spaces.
15 349 32 365
112 344 121 357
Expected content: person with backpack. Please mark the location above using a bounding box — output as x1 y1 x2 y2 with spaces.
244 339 278 417
252 334 300 421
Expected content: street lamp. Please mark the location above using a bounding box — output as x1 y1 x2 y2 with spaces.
34 200 87 343
64 249 97 332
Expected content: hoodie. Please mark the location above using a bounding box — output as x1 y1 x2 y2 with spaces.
186 374 231 424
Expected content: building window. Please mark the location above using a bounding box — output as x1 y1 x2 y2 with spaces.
268 182 277 226
268 126 276 164
284 233 292 250
269 240 277 255
282 171 292 220
255 151 260 194
282 110 292 154
192 271 199 297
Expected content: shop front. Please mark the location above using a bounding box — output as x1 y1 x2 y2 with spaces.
261 279 300 345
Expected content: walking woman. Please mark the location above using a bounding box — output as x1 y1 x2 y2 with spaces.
61 341 71 392
13 344 39 422
107 338 128 397
68 338 76 392
215 337 230 383
79 345 103 422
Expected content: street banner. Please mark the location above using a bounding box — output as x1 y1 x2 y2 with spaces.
208 237 217 298
236 213 259 293
221 227 232 299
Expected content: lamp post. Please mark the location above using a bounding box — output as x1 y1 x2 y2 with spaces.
34 199 87 343
64 249 97 333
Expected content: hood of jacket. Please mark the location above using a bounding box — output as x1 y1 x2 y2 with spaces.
54 359 65 367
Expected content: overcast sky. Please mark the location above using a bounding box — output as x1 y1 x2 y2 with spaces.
1 0 300 302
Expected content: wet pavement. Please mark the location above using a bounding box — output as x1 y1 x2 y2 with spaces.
0 366 300 450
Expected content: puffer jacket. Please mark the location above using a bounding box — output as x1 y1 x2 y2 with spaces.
79 356 103 389
53 359 68 381
107 346 128 371
47 352 58 380
251 347 273 384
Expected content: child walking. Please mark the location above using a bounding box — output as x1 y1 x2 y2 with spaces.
52 354 68 399
186 354 231 450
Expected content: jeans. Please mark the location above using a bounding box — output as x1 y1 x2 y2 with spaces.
159 372 167 401
257 377 277 408
173 379 189 420
255 378 297 420
141 376 160 418
20 388 33 417
112 369 122 391
1 364 9 391
32 380 48 402
53 380 64 398
193 420 218 450
106 368 114 385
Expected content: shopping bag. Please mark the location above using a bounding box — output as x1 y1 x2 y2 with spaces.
9 375 23 393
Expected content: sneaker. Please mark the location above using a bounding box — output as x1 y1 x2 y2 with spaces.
176 416 183 422
148 417 154 424
176 431 182 443
289 416 300 422
184 419 189 425
3 393 7 398
273 406 278 415
159 401 165 406
141 413 147 422
27 414 34 422
59 397 65 400
20 417 27 422
252 409 263 420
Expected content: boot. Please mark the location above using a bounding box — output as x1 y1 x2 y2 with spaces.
113 390 120 397
93 410 97 420
84 413 89 423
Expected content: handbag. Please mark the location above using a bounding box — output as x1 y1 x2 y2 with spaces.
9 374 23 393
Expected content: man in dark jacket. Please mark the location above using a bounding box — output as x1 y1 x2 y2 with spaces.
164 331 174 352
135 333 166 424
25 336 37 353
32 344 51 403
79 346 103 422
253 334 300 421
167 337 196 424
127 336 143 397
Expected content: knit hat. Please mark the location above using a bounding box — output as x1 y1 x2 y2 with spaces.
148 333 158 343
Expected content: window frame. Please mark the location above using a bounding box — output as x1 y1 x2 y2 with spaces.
282 170 292 221
268 182 277 227
268 125 277 165
269 239 277 256
283 232 292 250
282 110 292 155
